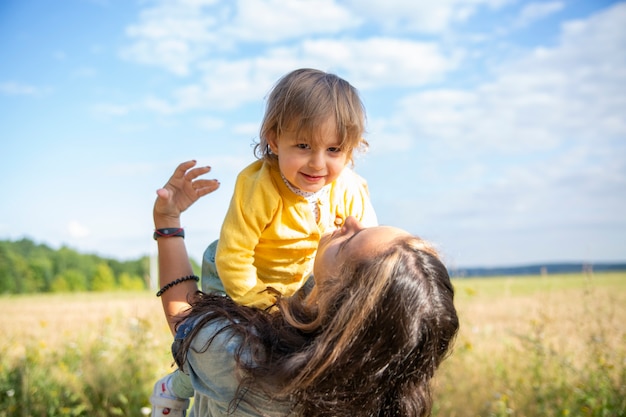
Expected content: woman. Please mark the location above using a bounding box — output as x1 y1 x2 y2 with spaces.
151 161 459 417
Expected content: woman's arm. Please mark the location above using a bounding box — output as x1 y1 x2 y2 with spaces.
153 160 220 335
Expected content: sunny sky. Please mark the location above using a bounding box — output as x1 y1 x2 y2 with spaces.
1 0 625 269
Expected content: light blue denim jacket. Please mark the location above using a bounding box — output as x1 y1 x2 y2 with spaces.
173 316 295 416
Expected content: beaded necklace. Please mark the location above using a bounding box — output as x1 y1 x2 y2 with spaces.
281 173 329 222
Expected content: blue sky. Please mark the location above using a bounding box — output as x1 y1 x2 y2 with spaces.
1 0 625 268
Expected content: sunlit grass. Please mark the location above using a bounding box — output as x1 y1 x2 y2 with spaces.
434 272 626 417
0 291 173 417
1 274 624 416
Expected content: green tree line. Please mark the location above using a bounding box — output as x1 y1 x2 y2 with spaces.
0 238 151 294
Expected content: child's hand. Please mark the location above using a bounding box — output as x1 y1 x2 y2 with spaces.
154 160 220 222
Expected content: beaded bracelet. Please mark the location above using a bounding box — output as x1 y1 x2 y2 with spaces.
156 275 199 297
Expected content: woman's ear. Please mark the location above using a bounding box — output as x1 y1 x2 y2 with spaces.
267 131 279 155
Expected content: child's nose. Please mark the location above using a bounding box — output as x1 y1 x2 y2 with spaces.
308 152 324 169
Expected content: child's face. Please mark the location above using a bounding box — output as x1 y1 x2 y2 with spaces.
268 117 349 193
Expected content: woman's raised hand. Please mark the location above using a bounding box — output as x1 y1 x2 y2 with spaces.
154 160 220 223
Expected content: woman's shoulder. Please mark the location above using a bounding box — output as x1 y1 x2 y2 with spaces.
185 316 296 416
184 317 245 397
187 316 242 355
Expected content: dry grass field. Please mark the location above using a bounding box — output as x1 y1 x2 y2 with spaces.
435 272 626 416
1 272 624 416
0 291 170 357
0 291 174 416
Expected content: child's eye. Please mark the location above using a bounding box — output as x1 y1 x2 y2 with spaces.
327 147 342 153
296 143 310 150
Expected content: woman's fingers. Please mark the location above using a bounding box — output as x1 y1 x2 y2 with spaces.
169 160 198 181
194 179 220 197
184 164 212 181
181 163 219 197
155 187 170 199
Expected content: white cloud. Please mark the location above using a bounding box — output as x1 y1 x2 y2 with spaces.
121 0 221 75
365 118 413 152
229 0 359 42
299 38 458 88
142 96 178 114
68 221 90 238
117 0 463 112
513 1 564 29
359 2 626 266
232 122 258 136
0 82 41 96
168 60 280 110
121 39 202 76
344 0 514 33
121 0 358 75
124 37 456 113
391 2 626 155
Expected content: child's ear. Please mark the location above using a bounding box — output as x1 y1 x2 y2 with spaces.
267 131 279 154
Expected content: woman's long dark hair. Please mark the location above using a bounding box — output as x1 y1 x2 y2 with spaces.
175 235 459 416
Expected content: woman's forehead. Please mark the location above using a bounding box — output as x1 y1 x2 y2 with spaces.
346 226 410 256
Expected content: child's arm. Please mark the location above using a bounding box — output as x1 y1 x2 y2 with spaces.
153 160 220 335
213 164 278 308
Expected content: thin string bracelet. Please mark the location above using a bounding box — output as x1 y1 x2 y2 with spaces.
156 275 199 297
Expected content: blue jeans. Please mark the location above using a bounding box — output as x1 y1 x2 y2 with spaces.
201 240 227 296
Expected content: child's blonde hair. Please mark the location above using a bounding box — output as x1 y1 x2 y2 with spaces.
255 68 368 166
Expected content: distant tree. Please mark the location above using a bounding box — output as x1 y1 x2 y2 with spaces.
29 256 54 292
51 269 87 292
92 263 116 291
0 244 19 293
14 255 38 293
0 238 168 294
119 272 145 291
53 246 97 281
109 256 149 278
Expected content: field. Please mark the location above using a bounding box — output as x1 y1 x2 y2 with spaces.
1 272 625 416
435 272 626 417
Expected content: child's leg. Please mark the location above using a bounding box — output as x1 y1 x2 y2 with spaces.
150 370 191 417
170 369 193 398
201 240 226 295
151 316 196 415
